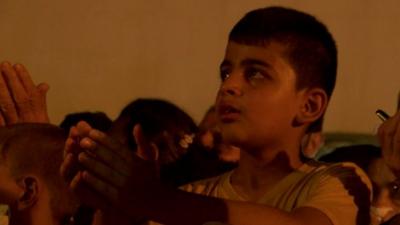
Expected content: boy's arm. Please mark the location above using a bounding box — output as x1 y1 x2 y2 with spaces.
130 187 332 225
80 163 333 225
63 123 333 225
0 61 49 125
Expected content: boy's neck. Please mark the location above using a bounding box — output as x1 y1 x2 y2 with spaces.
230 145 304 201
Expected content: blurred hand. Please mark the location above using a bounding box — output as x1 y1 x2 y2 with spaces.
0 61 49 125
60 121 159 218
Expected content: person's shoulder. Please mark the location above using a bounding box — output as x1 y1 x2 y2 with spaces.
306 160 372 191
298 160 372 225
317 160 369 178
305 159 367 174
179 171 232 195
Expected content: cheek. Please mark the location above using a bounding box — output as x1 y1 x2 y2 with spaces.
247 97 295 127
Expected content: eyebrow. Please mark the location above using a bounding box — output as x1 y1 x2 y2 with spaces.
219 58 271 69
241 58 271 67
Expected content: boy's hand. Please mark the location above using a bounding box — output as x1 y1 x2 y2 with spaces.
378 110 400 177
0 61 49 125
60 121 109 209
61 121 159 217
61 122 91 182
78 123 159 211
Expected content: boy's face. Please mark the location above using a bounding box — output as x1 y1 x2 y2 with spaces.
368 158 400 222
215 41 305 151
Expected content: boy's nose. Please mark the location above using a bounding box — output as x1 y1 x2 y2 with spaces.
218 74 244 97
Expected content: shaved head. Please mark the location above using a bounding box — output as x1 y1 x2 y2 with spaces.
0 123 78 219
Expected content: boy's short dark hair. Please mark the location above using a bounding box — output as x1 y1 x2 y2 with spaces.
229 6 337 130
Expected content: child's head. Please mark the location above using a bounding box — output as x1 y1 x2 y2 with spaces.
319 145 400 223
0 123 79 224
109 98 198 185
216 6 336 152
109 99 197 185
368 158 400 224
59 111 112 132
229 6 336 130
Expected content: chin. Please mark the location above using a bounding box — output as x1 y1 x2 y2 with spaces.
221 131 246 147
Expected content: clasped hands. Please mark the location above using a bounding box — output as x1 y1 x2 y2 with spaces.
60 121 160 218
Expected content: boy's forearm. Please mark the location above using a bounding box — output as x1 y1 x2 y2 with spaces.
126 188 327 225
126 187 227 225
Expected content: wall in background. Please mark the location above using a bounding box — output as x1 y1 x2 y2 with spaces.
0 0 399 133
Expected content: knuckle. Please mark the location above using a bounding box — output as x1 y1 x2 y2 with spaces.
0 101 16 112
15 96 32 107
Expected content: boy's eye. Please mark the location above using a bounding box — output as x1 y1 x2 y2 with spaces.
245 68 267 81
389 181 400 201
219 69 231 81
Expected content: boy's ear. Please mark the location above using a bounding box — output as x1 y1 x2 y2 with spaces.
295 88 328 126
15 176 39 211
131 125 159 161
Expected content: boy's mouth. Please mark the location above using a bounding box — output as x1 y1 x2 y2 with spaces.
218 103 241 122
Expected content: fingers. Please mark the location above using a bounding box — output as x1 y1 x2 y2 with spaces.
65 126 84 156
63 122 155 211
69 122 132 180
35 82 50 122
0 62 19 124
60 153 80 182
76 120 93 136
80 137 132 176
78 151 127 187
2 63 32 120
13 63 35 93
80 170 119 205
70 171 110 210
86 128 133 163
32 82 50 122
62 123 92 182
37 82 49 94
67 121 94 153
0 61 50 124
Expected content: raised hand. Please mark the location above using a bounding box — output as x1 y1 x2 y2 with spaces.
60 121 108 210
0 61 49 125
61 121 159 218
378 110 400 177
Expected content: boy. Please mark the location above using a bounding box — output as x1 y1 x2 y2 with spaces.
0 123 80 225
62 6 374 225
